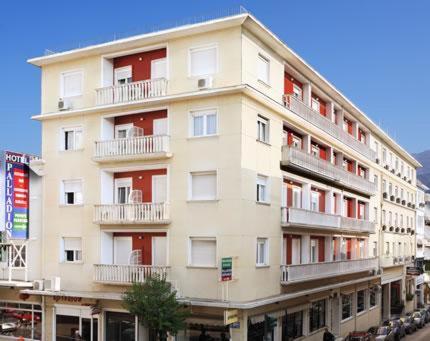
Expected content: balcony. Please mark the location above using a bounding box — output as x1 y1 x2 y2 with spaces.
380 256 412 267
283 95 376 161
282 146 377 196
94 202 170 224
96 78 168 106
281 207 375 234
94 135 171 162
94 264 169 285
280 257 378 284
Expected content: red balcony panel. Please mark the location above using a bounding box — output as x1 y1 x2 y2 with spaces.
284 234 301 265
311 93 327 116
114 48 167 82
284 72 303 97
114 110 167 136
311 236 325 262
344 118 353 135
284 180 302 208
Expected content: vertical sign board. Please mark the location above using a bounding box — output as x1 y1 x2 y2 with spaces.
2 151 31 240
221 257 233 281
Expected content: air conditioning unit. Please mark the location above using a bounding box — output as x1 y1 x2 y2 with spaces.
58 98 71 111
33 280 44 291
44 277 61 292
197 76 213 90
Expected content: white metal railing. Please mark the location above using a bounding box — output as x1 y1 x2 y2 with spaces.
94 135 170 160
284 95 376 161
96 78 168 106
94 264 168 284
280 257 377 283
281 207 375 233
94 203 169 224
282 146 377 195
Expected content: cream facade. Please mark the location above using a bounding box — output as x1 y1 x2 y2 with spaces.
19 11 421 341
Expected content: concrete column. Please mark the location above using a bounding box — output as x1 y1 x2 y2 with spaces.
302 183 311 210
302 234 310 264
303 134 311 154
303 83 312 106
352 121 359 139
339 193 345 217
336 152 344 167
327 146 334 164
337 108 345 127
326 190 334 214
326 101 335 122
334 237 341 261
325 236 332 262
230 310 248 341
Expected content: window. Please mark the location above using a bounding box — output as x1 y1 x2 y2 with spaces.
256 175 269 203
382 148 387 163
115 178 132 204
257 54 270 84
62 237 82 263
373 241 378 257
310 191 319 212
342 294 353 320
291 135 301 148
311 144 319 157
114 66 132 85
61 179 83 205
285 311 303 340
357 290 366 313
151 58 167 79
190 109 217 137
374 207 378 223
293 84 302 100
189 45 217 77
190 171 217 201
385 242 390 256
292 186 301 208
189 237 216 267
257 115 270 143
309 300 326 332
256 238 269 266
369 288 377 307
374 175 378 186
382 210 386 225
61 70 83 98
62 127 83 151
310 238 319 263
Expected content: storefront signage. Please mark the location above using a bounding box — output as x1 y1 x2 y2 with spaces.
224 309 239 325
406 267 421 276
2 151 34 240
53 295 83 303
221 257 233 281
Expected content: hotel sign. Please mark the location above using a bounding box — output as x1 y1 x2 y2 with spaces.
221 257 233 281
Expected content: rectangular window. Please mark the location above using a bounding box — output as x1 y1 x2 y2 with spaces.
62 237 82 263
190 171 217 201
151 58 167 79
369 288 377 307
342 294 353 320
311 98 320 112
286 311 303 340
373 241 378 257
357 290 366 313
189 45 217 77
190 109 217 137
311 144 319 157
309 300 326 332
114 66 132 85
256 175 269 203
385 242 390 256
310 191 319 212
256 238 269 266
257 54 270 84
292 187 301 208
293 84 302 100
257 115 270 143
62 127 83 151
62 179 83 205
61 70 83 98
189 237 216 267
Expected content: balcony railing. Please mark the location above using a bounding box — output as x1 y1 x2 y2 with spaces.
94 264 169 284
94 135 170 161
281 207 375 233
96 78 168 106
280 257 378 283
282 146 377 195
380 255 412 267
94 203 170 224
283 94 376 161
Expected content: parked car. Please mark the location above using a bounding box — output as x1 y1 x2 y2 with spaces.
411 311 425 328
420 308 430 323
389 319 406 340
399 316 417 334
374 326 395 341
346 331 372 341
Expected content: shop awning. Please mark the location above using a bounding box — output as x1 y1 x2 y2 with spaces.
0 280 33 288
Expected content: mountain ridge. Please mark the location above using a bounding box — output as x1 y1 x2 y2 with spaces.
413 150 430 189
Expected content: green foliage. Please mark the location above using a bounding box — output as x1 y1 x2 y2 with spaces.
406 293 415 301
122 275 189 340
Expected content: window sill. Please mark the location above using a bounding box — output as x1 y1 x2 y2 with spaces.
59 148 84 153
61 261 83 265
341 316 354 324
256 201 271 206
356 310 367 317
256 139 271 146
256 265 270 268
369 305 378 311
187 199 219 203
186 265 218 270
308 327 326 337
187 134 219 140
59 204 84 208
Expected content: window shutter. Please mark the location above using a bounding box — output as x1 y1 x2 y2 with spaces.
152 237 167 266
257 55 269 83
190 47 217 76
153 118 168 136
151 58 167 79
191 238 216 266
152 175 167 203
64 237 81 251
63 72 82 97
191 172 216 200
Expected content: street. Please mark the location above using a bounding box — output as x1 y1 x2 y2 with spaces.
405 323 430 341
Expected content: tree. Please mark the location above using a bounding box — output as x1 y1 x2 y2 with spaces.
122 275 189 341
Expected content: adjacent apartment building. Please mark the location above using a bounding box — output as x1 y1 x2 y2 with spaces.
14 10 421 341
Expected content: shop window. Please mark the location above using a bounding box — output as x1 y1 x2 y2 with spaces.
309 299 326 332
357 290 366 313
341 293 353 320
105 311 136 341
0 302 42 340
284 310 303 340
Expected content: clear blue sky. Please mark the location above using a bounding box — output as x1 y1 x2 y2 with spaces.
1 0 429 155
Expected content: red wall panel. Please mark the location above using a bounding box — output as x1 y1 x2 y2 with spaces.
115 110 167 136
284 72 303 96
114 169 167 202
114 48 167 82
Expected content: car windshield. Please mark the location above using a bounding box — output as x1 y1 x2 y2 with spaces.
377 327 388 335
